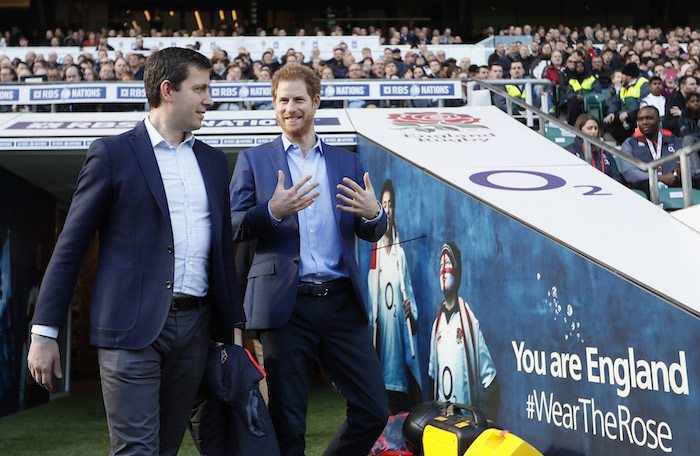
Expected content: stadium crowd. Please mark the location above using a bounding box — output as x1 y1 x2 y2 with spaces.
0 22 699 158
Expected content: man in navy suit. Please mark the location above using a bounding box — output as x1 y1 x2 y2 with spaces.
230 63 389 455
27 47 245 455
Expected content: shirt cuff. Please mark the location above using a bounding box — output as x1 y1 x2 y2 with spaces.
362 203 384 224
267 200 283 224
32 324 59 339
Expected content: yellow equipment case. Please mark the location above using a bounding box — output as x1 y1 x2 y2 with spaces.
464 428 543 456
422 404 489 456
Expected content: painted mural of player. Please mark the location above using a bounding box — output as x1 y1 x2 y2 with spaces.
368 179 422 412
428 242 500 418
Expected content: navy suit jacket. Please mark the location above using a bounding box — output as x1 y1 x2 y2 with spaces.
33 121 245 348
229 137 387 330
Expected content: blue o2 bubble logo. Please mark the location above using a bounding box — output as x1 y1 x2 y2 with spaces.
469 170 567 191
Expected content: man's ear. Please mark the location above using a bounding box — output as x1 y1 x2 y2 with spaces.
312 93 321 110
159 79 174 104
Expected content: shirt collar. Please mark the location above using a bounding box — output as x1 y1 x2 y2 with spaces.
281 134 323 155
144 116 196 149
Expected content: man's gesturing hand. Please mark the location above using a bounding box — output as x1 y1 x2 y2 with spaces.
269 170 320 220
336 172 381 219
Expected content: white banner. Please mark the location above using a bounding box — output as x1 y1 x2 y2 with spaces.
346 107 700 311
0 79 463 105
106 36 381 59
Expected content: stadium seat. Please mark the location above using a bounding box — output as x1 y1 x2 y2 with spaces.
584 93 607 122
657 187 700 210
544 125 576 148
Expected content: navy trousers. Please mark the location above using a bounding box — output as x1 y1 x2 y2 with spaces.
260 287 388 456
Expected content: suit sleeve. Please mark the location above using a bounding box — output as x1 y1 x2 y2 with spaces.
33 139 113 327
229 150 277 242
218 152 245 330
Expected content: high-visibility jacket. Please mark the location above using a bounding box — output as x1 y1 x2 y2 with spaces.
505 84 526 99
569 75 597 93
620 77 649 110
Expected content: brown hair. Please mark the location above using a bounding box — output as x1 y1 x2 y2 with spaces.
574 113 601 132
271 63 321 99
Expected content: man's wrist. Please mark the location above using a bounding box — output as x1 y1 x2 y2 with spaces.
31 334 57 344
362 201 383 222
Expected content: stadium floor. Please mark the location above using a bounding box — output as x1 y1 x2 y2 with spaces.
0 379 346 455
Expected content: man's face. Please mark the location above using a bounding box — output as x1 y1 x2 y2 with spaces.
64 66 81 82
273 79 319 139
591 57 603 70
637 108 660 136
381 190 394 231
686 96 700 113
348 64 364 79
650 79 663 95
510 62 524 78
439 251 456 294
0 68 12 82
170 66 214 133
477 67 489 79
565 56 578 70
489 65 503 79
681 77 698 95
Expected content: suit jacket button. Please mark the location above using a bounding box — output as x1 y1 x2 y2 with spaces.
293 259 299 265
165 281 173 289
167 246 174 254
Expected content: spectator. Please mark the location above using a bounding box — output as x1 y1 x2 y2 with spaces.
678 92 700 150
664 75 698 136
604 63 650 144
640 76 667 115
566 114 624 183
620 105 682 194
562 60 602 125
326 46 348 78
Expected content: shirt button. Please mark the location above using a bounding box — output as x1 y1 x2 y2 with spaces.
167 246 174 254
293 259 299 265
165 281 173 289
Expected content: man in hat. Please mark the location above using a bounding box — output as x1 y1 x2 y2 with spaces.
604 62 650 144
428 243 499 418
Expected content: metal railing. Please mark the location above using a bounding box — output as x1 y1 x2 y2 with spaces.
468 78 700 208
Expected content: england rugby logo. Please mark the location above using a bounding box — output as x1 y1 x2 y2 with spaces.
388 112 487 132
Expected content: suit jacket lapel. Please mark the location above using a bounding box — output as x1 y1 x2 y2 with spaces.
322 141 342 227
130 121 169 216
268 137 298 227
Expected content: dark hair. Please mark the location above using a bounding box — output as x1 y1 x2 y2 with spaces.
144 47 212 108
271 63 321 99
380 179 395 203
686 92 700 103
649 76 663 84
573 113 601 132
639 105 660 118
679 75 697 88
489 61 503 69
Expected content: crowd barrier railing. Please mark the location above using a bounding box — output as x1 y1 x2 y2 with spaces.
470 78 699 208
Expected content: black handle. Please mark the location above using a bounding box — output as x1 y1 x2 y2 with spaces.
448 403 487 428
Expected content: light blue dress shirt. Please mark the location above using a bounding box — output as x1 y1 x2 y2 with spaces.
145 117 211 297
279 135 347 283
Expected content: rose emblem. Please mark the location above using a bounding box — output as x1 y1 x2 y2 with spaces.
387 112 486 132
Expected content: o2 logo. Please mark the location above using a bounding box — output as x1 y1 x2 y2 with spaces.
469 170 610 196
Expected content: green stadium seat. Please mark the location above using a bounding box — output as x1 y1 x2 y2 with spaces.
584 93 607 122
657 187 700 210
545 125 576 148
